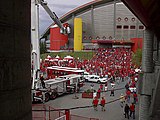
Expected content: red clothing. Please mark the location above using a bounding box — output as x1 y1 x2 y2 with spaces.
98 89 101 93
133 93 137 98
100 84 103 89
101 99 106 106
130 104 135 111
93 99 99 105
126 90 131 96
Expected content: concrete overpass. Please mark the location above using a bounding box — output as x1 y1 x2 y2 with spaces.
122 0 160 120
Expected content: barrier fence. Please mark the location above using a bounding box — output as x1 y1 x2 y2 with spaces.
32 104 99 120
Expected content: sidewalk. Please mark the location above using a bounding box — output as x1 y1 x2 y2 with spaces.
46 81 139 120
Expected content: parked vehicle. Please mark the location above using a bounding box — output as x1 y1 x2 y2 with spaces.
85 75 107 83
32 74 83 103
83 72 90 80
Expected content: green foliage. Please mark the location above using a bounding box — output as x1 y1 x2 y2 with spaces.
40 51 95 60
84 89 92 94
132 48 142 67
40 41 46 54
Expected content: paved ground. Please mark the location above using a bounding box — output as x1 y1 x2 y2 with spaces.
46 81 139 120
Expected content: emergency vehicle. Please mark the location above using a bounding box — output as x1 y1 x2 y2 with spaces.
33 74 83 102
47 66 85 79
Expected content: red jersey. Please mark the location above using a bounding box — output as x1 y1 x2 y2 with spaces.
101 99 106 105
133 93 137 98
93 99 99 105
130 104 135 111
126 90 131 96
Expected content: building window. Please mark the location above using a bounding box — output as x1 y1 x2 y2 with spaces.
139 26 144 29
89 36 92 40
109 36 112 40
83 36 87 40
117 25 122 29
96 36 100 40
124 17 128 22
117 17 121 22
102 36 106 40
130 25 135 29
123 25 129 29
131 17 135 22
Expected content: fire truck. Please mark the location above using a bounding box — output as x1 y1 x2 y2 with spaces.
47 66 85 79
33 74 83 102
31 0 71 102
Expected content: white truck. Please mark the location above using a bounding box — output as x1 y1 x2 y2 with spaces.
32 74 83 102
85 75 108 83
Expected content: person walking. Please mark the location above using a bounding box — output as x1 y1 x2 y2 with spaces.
40 74 45 88
126 90 131 103
110 88 114 96
104 82 108 91
97 88 101 98
130 103 135 119
100 84 103 91
92 97 99 111
133 92 138 104
100 97 106 111
124 104 130 119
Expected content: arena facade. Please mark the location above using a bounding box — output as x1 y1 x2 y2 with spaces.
41 0 144 51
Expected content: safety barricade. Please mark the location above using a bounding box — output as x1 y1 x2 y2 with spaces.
32 104 65 120
32 104 46 120
32 104 99 120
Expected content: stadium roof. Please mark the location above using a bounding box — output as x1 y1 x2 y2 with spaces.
41 0 117 39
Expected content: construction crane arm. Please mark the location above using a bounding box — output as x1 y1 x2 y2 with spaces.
38 0 64 33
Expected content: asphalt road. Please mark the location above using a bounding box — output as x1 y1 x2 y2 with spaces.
46 81 139 120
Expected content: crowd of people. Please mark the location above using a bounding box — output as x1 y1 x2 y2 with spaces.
40 48 138 80
91 72 138 119
39 47 140 119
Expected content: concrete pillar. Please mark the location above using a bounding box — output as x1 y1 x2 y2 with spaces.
0 1 32 120
139 29 154 120
142 29 154 72
139 95 151 120
91 5 95 39
113 0 116 39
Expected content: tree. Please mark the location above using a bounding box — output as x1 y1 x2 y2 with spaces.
40 41 46 54
132 48 142 67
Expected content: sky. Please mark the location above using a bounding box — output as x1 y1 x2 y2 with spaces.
39 0 93 34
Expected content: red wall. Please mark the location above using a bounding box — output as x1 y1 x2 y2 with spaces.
131 38 143 52
50 23 69 50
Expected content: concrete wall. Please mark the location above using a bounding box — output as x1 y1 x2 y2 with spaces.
0 0 32 120
65 2 145 49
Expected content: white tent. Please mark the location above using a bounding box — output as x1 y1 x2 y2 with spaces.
64 55 73 59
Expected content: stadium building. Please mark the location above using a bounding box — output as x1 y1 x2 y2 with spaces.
41 0 144 52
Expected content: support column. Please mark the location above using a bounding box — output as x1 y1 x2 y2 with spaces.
139 29 154 120
0 0 32 120
142 29 154 72
113 0 116 39
91 5 95 39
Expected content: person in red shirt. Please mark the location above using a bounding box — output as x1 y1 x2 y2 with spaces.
133 92 138 104
130 103 135 119
97 88 101 98
100 84 103 91
100 97 106 111
126 90 131 103
92 97 99 111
